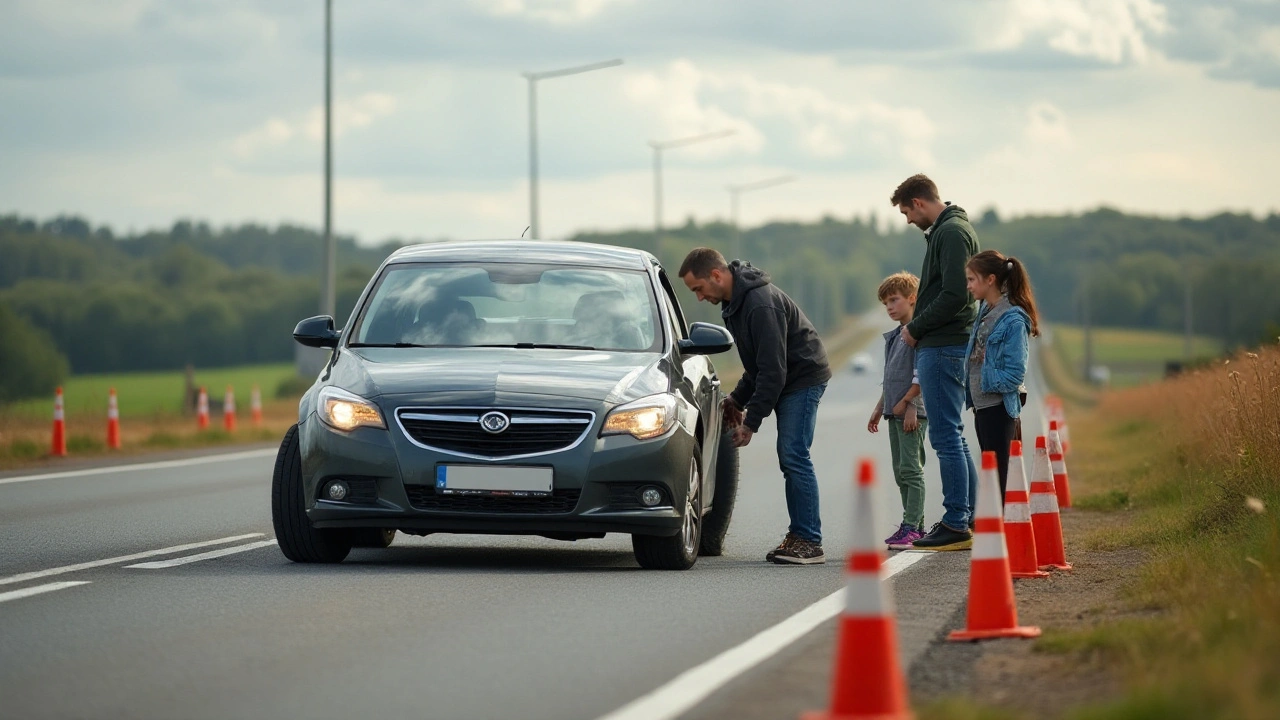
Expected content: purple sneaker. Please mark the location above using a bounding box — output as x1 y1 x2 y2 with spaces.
886 524 922 550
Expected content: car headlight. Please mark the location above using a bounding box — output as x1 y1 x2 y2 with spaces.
318 386 386 431
602 394 678 440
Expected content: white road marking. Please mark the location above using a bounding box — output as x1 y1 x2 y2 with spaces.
0 534 265 587
126 540 276 569
0 448 277 486
595 551 930 720
0 581 92 605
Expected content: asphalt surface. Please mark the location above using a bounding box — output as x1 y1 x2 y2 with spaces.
0 321 1050 720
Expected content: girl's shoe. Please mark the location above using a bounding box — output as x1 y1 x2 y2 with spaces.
885 523 921 550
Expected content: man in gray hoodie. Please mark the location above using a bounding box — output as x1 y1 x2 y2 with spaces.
679 248 832 565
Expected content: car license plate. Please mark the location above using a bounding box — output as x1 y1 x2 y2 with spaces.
436 465 553 496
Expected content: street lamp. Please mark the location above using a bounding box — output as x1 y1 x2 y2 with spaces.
727 175 796 262
320 0 335 318
649 130 736 255
523 58 623 240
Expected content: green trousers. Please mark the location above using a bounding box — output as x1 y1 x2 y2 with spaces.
888 417 928 529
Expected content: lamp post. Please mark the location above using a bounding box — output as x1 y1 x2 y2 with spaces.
727 175 796 263
320 0 334 319
649 130 736 256
523 58 623 240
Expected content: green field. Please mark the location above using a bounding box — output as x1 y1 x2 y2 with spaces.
3 363 301 421
1051 324 1221 387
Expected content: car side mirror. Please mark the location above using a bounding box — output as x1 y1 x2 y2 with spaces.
678 322 734 356
293 315 340 348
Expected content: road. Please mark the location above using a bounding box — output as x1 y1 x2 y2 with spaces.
0 325 1050 720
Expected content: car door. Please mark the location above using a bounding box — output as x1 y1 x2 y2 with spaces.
655 267 722 492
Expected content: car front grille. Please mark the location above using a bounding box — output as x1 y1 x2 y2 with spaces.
404 485 581 514
396 407 595 458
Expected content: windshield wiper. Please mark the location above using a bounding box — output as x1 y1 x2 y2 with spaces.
348 342 433 348
475 343 598 351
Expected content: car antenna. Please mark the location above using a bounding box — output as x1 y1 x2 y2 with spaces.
521 225 531 239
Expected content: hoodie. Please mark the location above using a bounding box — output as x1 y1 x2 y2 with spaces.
722 261 831 432
905 203 980 349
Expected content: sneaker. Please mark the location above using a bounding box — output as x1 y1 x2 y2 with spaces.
771 538 826 565
911 522 973 551
884 523 916 547
765 532 798 562
887 525 924 550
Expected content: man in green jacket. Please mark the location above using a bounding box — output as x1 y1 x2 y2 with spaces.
891 174 980 550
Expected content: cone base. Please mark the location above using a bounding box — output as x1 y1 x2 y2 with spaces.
800 710 914 720
947 626 1042 642
1012 569 1050 579
1038 563 1073 571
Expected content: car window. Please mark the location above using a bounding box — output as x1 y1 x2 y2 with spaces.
351 263 660 352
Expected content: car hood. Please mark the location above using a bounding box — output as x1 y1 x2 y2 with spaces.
329 347 670 405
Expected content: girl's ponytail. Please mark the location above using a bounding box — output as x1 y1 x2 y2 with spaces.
966 250 1041 337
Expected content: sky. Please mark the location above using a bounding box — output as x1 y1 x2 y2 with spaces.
2 0 1279 244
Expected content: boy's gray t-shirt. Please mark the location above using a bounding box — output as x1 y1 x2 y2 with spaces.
882 327 926 419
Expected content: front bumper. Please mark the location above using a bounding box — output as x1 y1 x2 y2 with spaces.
298 408 695 538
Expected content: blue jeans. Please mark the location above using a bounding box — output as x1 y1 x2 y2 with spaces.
774 382 826 544
915 345 978 530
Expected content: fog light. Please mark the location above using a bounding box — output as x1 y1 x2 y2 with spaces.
639 487 663 507
326 480 350 501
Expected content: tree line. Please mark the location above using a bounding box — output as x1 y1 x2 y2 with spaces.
2 209 1278 403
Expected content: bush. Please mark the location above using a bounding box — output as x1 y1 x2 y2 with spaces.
0 302 69 403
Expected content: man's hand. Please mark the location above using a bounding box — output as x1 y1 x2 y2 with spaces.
867 408 881 434
903 406 920 433
731 425 754 448
721 397 744 429
900 325 918 348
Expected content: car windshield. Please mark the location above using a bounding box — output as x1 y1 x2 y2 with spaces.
351 262 661 352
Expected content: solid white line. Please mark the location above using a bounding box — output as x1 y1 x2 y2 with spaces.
126 540 276 569
594 551 930 720
0 534 265 587
0 581 92 604
0 448 278 486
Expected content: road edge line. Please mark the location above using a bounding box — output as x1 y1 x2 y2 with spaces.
0 581 92 604
0 448 278 486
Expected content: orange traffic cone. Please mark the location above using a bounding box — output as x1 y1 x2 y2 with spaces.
1030 436 1072 571
948 451 1042 642
1045 395 1070 455
51 387 67 457
802 459 912 720
1048 421 1072 509
197 387 210 430
106 388 121 450
223 386 237 432
250 384 263 427
1003 441 1047 579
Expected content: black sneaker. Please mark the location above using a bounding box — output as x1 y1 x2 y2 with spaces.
765 532 798 562
771 538 826 565
911 522 973 551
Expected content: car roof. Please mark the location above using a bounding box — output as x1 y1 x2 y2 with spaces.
386 240 654 271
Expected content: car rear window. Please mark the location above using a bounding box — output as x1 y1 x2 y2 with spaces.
351 262 661 352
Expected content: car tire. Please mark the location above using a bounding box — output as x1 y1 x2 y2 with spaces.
272 424 352 563
632 441 702 570
698 431 739 557
349 528 396 548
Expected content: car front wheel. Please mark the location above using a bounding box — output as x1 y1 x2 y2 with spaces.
632 443 702 570
272 424 352 563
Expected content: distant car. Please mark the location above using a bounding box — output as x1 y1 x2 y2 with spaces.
849 352 872 374
272 241 740 570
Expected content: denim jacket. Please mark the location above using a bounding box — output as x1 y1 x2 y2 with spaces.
964 301 1030 419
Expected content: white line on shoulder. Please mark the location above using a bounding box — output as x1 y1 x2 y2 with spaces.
0 534 266 587
0 581 92 605
0 448 278 486
126 540 277 569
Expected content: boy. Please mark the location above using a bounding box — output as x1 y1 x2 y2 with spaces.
867 272 928 549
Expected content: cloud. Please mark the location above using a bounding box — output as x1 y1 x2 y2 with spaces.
231 92 398 164
982 0 1170 65
1157 1 1280 88
475 0 636 25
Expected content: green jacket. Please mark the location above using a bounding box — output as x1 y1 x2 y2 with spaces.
905 204 979 348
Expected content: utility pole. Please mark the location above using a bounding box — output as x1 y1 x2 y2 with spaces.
320 0 334 319
649 130 735 257
1082 268 1093 383
1183 261 1193 359
523 59 623 240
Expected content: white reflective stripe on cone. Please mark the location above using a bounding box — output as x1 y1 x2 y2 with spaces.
844 574 893 616
1030 492 1060 514
1052 460 1066 474
1004 503 1032 524
972 533 1008 560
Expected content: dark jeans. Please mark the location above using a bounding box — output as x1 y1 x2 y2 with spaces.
774 382 826 544
974 404 1021 502
916 345 978 530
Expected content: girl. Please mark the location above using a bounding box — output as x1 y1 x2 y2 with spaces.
963 250 1040 501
